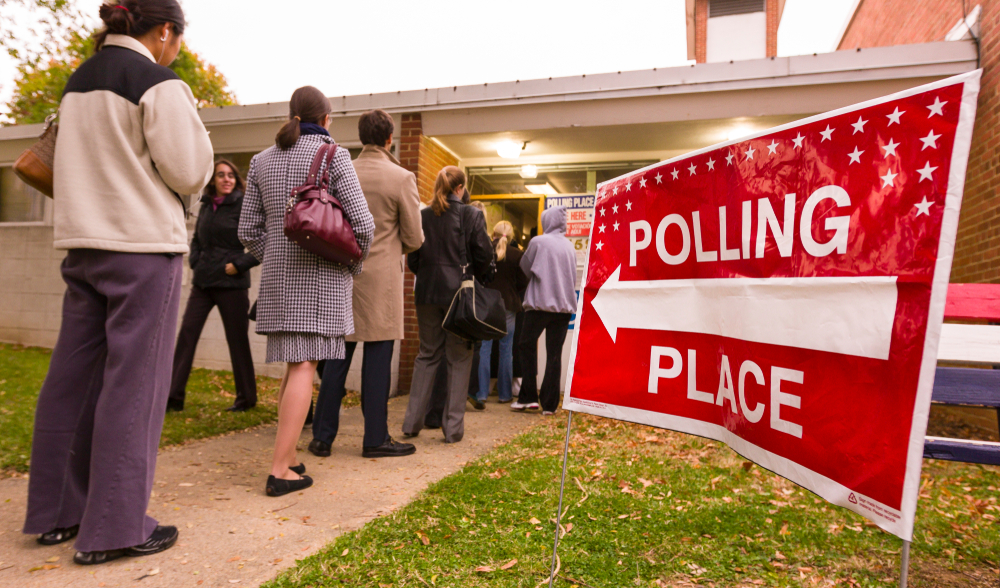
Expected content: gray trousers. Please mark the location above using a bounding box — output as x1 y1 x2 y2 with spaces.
23 249 182 552
403 304 472 443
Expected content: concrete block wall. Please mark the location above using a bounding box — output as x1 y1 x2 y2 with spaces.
0 225 393 390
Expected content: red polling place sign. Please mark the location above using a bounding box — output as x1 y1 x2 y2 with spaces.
564 71 981 541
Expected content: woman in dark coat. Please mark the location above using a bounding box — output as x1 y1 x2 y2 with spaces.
476 220 528 404
167 160 259 412
402 167 494 443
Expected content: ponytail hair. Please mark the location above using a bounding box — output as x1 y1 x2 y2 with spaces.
493 220 515 261
431 166 466 216
96 0 186 50
276 86 332 150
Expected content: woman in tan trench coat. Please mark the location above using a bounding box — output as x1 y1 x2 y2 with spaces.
309 109 424 458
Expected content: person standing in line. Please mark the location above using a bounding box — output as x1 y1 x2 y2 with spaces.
167 160 259 413
464 201 489 411
512 206 578 415
23 0 214 565
402 167 494 443
476 220 528 405
239 86 375 496
309 109 423 459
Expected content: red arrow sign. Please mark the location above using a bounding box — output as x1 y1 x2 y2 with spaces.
564 71 981 541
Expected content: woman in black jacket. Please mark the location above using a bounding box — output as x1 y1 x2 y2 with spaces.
167 159 260 412
402 166 494 443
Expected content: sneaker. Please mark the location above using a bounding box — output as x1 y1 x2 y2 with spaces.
525 402 540 411
510 401 539 412
467 396 486 411
542 410 556 416
362 437 417 458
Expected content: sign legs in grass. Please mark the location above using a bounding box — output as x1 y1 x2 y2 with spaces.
900 540 910 588
547 410 573 588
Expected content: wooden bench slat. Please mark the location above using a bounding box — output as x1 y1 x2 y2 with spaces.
945 283 1000 321
923 437 1000 465
932 367 1000 407
937 323 1000 364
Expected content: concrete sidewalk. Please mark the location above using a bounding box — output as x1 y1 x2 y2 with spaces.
0 396 539 588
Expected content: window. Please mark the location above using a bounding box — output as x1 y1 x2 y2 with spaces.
0 167 47 223
709 0 764 17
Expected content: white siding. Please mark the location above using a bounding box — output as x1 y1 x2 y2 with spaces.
707 12 767 63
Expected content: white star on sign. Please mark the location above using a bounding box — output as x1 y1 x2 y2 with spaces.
916 162 938 182
599 207 606 217
671 169 679 180
767 140 779 155
626 200 633 211
613 221 620 231
881 169 898 188
851 117 868 134
792 133 804 149
613 186 618 195
914 197 933 217
626 182 632 192
882 139 900 158
726 152 735 165
820 125 835 142
745 146 756 160
927 97 946 117
848 147 864 164
920 130 941 150
595 241 604 250
599 224 606 233
612 204 619 214
707 158 716 170
688 163 697 175
655 173 662 184
639 177 647 188
887 107 904 125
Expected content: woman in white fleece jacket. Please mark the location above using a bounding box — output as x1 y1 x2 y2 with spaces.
22 0 214 567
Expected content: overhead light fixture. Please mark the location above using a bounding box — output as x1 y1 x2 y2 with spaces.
519 164 538 179
497 140 526 159
525 182 557 195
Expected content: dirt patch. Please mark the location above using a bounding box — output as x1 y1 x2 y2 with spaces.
910 559 999 588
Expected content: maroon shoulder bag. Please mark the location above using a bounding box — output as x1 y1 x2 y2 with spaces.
283 143 363 265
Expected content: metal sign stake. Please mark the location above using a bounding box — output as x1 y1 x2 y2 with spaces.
900 540 911 588
549 411 574 588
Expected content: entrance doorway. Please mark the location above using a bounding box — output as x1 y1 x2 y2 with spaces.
470 194 545 248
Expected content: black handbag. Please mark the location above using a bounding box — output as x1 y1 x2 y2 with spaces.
442 206 507 341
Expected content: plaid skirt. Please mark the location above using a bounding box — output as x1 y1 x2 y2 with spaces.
265 332 346 363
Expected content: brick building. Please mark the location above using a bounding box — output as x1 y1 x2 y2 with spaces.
836 0 996 283
0 3 983 394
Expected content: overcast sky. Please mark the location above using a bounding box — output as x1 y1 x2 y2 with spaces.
0 0 857 112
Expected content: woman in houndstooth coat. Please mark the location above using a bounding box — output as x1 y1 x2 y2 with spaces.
239 86 374 497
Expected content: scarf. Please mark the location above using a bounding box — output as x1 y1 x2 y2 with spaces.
300 122 330 137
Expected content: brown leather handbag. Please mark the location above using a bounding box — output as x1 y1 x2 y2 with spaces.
283 142 363 265
13 112 58 198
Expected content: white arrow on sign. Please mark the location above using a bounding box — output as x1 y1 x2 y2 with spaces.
591 265 899 360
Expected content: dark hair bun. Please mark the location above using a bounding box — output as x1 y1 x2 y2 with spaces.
98 2 138 35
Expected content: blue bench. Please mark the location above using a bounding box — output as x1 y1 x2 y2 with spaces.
923 284 1000 465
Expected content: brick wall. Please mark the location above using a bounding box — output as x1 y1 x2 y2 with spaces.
394 113 461 395
839 0 998 283
695 0 708 63
766 0 780 57
838 0 964 49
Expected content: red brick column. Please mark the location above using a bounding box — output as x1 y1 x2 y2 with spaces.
953 3 1000 283
766 0 780 58
397 113 422 395
695 0 708 63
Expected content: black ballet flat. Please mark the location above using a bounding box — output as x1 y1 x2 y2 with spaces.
290 463 306 475
37 524 79 546
266 474 313 497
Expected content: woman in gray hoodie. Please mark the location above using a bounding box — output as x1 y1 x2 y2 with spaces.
512 206 579 414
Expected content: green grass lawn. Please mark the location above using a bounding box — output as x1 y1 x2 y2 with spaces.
266 414 999 588
0 343 313 474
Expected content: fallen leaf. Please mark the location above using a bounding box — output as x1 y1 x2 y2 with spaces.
45 556 59 563
617 514 629 519
416 531 430 546
179 483 194 487
775 551 786 560
475 566 495 573
565 523 574 532
341 549 349 556
528 517 541 525
798 567 814 573
500 559 518 570
780 523 790 536
228 556 241 562
638 477 653 488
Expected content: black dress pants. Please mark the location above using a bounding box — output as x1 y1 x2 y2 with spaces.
314 340 394 448
169 286 257 409
518 310 572 412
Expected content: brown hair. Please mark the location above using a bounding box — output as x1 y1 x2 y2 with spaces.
276 86 333 150
204 159 246 197
493 220 515 261
432 166 465 216
96 0 186 50
358 110 394 146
